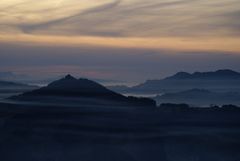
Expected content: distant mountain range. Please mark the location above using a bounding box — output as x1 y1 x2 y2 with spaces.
108 69 240 94
3 69 240 106
154 89 240 106
10 75 155 107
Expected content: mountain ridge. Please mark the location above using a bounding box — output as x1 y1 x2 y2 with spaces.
108 69 240 94
165 69 240 80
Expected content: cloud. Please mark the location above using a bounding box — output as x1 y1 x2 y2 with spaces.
1 0 240 37
0 0 240 52
1 0 240 82
19 0 122 34
1 34 240 53
20 0 240 37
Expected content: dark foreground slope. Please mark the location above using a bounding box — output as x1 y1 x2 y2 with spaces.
0 101 240 161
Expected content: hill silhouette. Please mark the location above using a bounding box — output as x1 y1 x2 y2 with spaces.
11 75 156 107
22 75 124 98
165 69 240 80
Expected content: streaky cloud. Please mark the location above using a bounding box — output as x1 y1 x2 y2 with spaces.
19 0 122 34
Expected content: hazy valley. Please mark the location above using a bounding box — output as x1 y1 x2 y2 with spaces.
0 70 240 161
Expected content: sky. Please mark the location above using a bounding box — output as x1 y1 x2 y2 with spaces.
0 0 240 84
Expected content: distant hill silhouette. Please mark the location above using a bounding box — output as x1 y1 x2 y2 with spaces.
109 69 240 94
165 69 240 80
10 75 156 107
0 80 32 88
154 89 240 106
0 80 38 99
0 72 28 82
